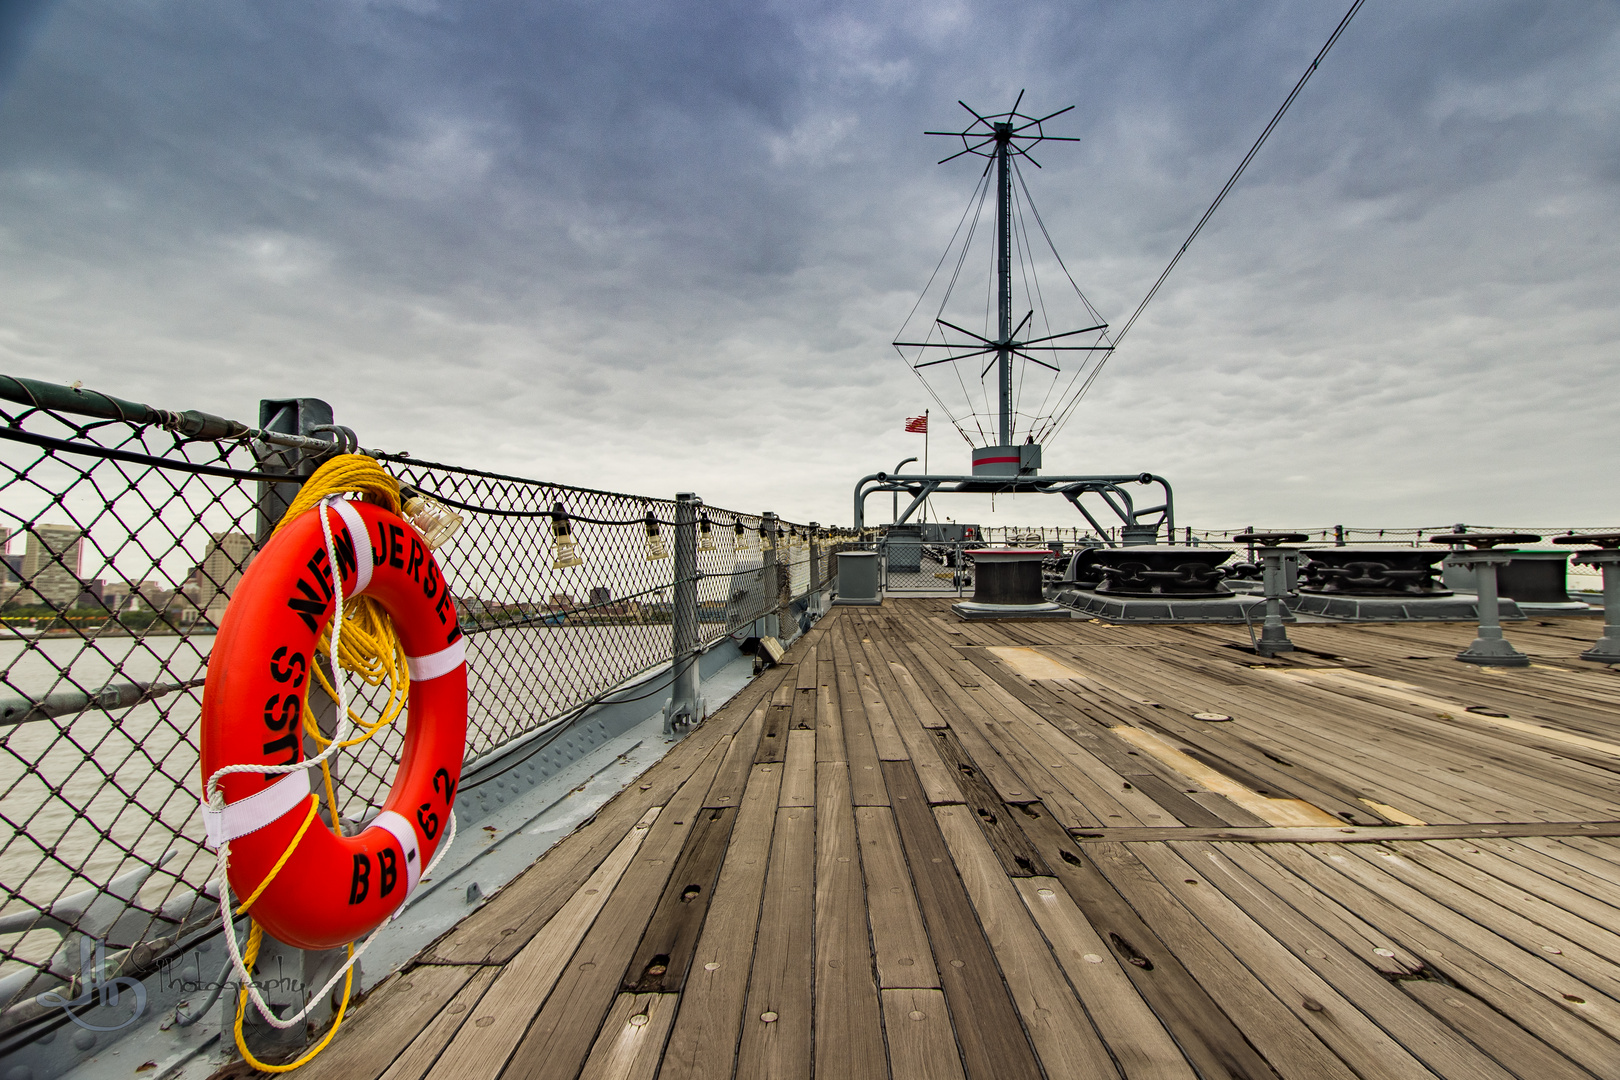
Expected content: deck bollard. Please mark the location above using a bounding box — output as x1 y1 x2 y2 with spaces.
662 492 704 733
1234 532 1307 657
1553 533 1620 663
1430 532 1541 667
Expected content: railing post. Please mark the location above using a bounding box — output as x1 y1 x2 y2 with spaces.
241 397 354 1062
663 493 704 734
254 397 334 545
762 511 781 639
227 934 350 1061
808 522 821 598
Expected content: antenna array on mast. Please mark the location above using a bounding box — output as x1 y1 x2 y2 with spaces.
892 93 1114 476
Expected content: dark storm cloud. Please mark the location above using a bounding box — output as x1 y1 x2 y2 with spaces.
0 0 1615 527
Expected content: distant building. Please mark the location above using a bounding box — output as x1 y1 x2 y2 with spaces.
138 582 179 615
102 579 168 614
75 580 105 610
546 593 576 612
18 524 86 608
186 531 254 623
588 586 613 608
456 596 494 620
101 581 133 612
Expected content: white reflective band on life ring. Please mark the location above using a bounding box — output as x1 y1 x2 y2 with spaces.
202 769 313 851
323 496 373 598
369 810 422 911
406 638 466 682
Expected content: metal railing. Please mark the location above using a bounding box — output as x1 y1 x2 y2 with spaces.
0 376 844 1034
922 524 1613 592
857 521 1615 602
1184 525 1616 592
880 540 975 595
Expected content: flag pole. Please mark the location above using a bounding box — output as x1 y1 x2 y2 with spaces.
922 410 929 525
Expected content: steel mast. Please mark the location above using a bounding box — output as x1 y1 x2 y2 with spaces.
994 120 1013 445
896 95 1105 477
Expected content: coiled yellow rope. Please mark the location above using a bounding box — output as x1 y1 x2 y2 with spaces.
232 927 355 1073
232 454 411 1072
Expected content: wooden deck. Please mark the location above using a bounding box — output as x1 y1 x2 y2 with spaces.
303 601 1620 1080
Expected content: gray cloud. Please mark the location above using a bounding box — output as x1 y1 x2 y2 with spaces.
0 0 1615 529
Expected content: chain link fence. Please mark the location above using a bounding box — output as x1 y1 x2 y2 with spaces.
0 377 833 1034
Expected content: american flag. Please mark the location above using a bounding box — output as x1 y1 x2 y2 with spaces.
904 415 928 433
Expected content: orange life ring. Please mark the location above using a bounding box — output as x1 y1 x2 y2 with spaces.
199 497 466 950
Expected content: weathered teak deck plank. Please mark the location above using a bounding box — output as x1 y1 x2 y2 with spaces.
314 603 1620 1079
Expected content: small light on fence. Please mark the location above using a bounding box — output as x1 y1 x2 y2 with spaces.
402 491 464 551
698 513 716 552
551 502 584 569
645 511 670 561
734 521 754 553
760 524 774 552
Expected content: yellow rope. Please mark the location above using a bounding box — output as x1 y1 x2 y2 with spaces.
232 455 411 1072
234 796 321 916
232 924 355 1074
231 796 353 1073
272 456 412 760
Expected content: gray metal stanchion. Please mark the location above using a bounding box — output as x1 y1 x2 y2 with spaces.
761 511 781 639
1430 532 1540 668
1453 552 1525 666
226 934 350 1061
1554 533 1620 663
1235 532 1307 657
1257 549 1294 656
663 493 704 733
1576 550 1620 662
808 522 821 600
1458 553 1516 663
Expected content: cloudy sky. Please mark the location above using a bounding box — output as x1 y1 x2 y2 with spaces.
0 0 1615 531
